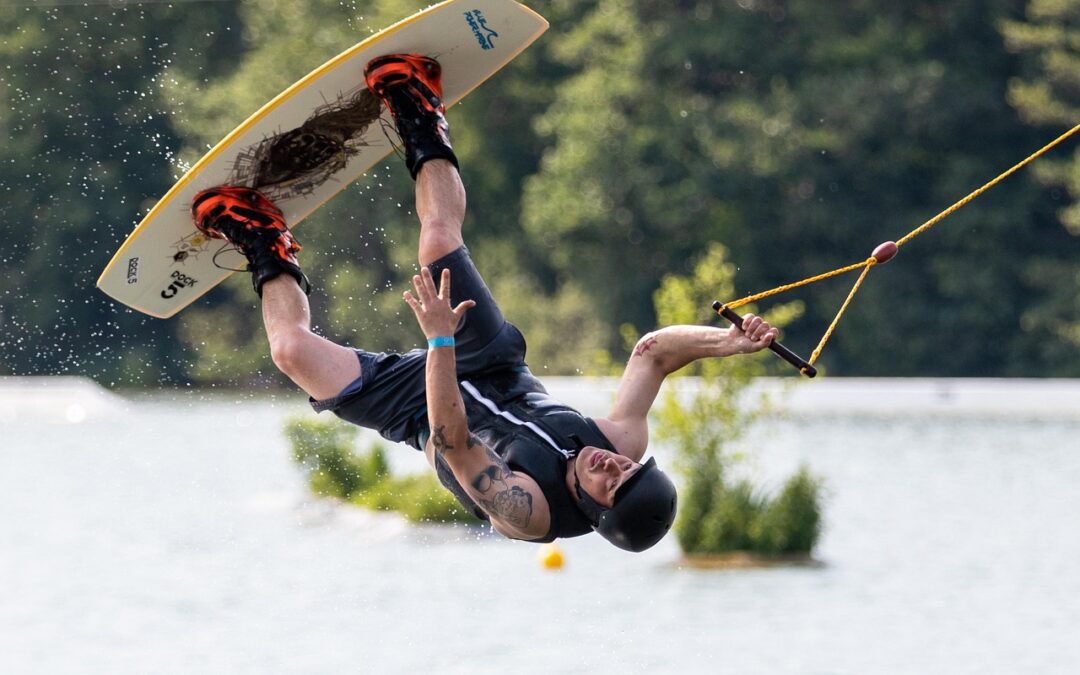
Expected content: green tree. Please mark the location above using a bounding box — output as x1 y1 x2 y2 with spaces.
1002 0 1080 361
0 2 242 384
524 0 1078 375
3 0 1076 384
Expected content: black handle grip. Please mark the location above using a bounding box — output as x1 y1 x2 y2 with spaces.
712 302 817 378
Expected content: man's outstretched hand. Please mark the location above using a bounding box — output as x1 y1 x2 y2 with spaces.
403 267 475 340
728 312 779 355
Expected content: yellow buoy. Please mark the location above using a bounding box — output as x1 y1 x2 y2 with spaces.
538 543 564 570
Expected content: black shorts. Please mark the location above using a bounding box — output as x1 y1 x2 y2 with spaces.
310 246 527 449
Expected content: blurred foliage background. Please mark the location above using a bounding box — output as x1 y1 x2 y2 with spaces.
1 0 1078 386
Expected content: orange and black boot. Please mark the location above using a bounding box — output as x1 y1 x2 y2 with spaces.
191 186 311 296
364 54 458 179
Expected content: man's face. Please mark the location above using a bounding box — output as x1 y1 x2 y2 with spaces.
573 446 642 508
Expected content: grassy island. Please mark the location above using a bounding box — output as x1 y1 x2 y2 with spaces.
285 416 477 525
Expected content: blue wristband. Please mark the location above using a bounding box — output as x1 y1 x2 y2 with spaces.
427 336 455 349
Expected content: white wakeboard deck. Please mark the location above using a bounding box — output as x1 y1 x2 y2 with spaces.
97 0 547 318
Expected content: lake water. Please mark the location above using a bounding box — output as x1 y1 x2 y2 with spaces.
2 379 1079 674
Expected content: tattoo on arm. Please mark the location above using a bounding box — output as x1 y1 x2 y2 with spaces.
467 434 533 529
633 335 658 357
432 425 453 454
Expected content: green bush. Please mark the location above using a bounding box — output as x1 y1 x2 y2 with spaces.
285 415 478 525
699 480 761 553
652 244 824 558
681 469 823 557
754 467 823 555
286 417 387 498
355 473 475 524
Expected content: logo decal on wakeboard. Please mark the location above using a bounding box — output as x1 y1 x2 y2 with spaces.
126 257 140 285
170 232 211 266
161 270 198 299
464 9 498 50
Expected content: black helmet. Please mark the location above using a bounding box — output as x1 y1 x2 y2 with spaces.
574 457 678 552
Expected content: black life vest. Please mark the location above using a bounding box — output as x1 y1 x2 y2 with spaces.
429 368 616 542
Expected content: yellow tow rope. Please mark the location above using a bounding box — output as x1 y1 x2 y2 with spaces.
717 121 1080 376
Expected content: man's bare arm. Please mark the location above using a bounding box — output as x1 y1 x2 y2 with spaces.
425 351 548 537
597 318 778 461
462 433 535 530
405 267 549 538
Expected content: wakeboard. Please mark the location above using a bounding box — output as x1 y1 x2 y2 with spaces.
97 0 547 317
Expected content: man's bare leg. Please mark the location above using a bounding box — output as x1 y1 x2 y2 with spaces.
190 186 360 402
261 275 360 401
416 159 466 266
258 156 463 399
261 155 463 400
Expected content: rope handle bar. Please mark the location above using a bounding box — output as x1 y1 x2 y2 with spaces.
713 302 817 378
